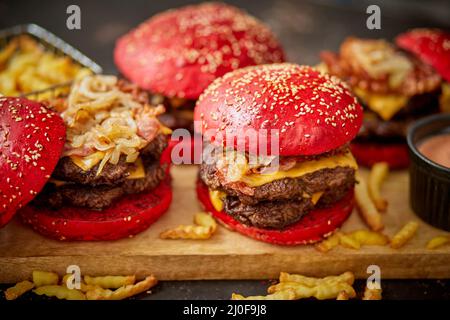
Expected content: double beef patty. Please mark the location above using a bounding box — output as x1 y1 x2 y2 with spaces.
33 134 168 210
200 155 356 229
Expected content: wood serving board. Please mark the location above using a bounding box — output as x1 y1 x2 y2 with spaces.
0 165 449 283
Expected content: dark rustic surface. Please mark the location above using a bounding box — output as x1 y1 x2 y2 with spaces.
1 0 449 300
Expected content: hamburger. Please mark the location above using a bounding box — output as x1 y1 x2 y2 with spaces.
320 36 445 168
0 75 172 240
194 63 363 245
114 2 285 132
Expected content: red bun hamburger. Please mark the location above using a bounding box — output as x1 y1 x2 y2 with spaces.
0 97 66 228
194 64 363 245
396 28 450 83
1 75 173 241
114 2 285 132
320 37 443 169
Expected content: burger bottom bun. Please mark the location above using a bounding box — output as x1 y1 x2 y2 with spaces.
19 177 173 241
196 179 354 245
351 142 409 169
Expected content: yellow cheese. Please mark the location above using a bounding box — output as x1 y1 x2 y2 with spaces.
127 158 146 180
311 192 324 205
160 125 173 135
70 151 105 171
240 152 358 187
209 190 226 212
440 82 450 113
354 87 407 121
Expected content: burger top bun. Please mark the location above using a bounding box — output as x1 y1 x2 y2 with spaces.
0 97 66 228
114 2 285 100
195 63 363 156
396 28 450 82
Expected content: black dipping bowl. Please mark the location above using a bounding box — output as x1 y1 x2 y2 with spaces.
407 113 450 231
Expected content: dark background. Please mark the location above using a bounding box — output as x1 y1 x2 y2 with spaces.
1 0 449 300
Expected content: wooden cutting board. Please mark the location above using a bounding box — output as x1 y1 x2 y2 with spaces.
0 165 449 283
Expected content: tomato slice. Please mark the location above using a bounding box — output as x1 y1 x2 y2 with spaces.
351 142 409 169
196 179 354 246
20 178 172 241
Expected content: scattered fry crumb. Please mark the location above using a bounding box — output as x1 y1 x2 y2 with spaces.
160 212 217 240
363 286 382 300
5 280 34 300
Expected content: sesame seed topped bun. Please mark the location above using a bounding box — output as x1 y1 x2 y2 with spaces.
114 2 285 100
194 63 363 156
0 97 66 228
396 28 450 82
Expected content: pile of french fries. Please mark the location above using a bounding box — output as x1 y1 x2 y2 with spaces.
4 270 157 301
319 162 449 251
232 271 381 300
0 35 91 97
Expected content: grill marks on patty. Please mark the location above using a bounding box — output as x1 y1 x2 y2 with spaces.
200 152 356 229
33 134 168 210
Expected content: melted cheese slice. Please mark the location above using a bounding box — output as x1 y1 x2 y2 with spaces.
70 152 145 180
354 87 407 121
311 191 324 205
127 158 146 180
209 190 226 212
70 151 105 171
208 153 356 210
240 152 358 188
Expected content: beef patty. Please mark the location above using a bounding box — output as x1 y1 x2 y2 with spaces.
52 134 168 186
33 162 166 210
200 160 356 229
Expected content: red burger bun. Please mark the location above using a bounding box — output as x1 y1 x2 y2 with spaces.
114 2 285 100
195 64 363 156
350 141 409 169
196 179 353 245
396 28 450 82
0 97 66 228
20 177 172 241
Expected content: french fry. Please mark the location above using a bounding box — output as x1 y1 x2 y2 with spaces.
34 285 86 300
355 172 384 231
339 232 361 250
368 162 389 212
336 291 350 300
390 221 419 249
315 232 341 252
32 270 59 287
62 274 102 292
363 286 382 300
426 235 450 250
84 275 136 289
347 230 389 246
85 275 157 300
4 280 34 300
279 271 354 286
160 212 217 240
268 281 356 300
194 212 217 233
231 289 296 300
